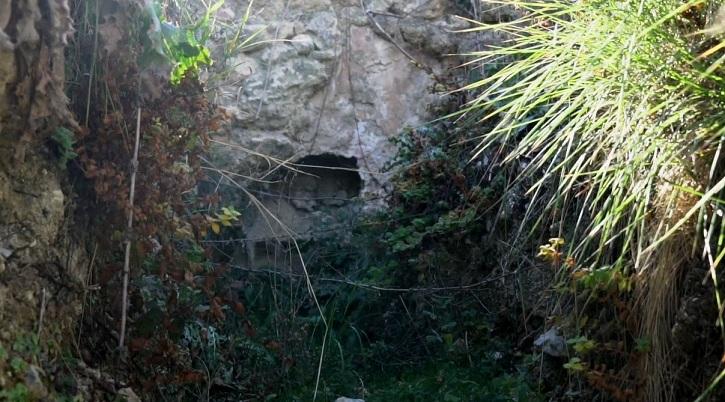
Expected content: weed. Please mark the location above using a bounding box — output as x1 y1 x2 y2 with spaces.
563 357 585 373
142 1 223 84
12 334 40 359
204 206 241 235
50 127 77 169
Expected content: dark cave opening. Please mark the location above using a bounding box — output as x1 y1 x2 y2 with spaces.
287 154 363 210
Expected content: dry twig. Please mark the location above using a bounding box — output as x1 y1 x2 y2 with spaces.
119 107 142 351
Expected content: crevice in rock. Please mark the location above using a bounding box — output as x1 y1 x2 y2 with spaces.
286 153 362 211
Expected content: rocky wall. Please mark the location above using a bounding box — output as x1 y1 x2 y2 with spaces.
0 0 86 355
209 0 478 249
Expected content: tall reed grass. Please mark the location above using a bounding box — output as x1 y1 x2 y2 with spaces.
462 0 725 284
461 1 725 400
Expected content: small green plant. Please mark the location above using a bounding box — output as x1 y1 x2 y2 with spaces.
11 333 40 364
634 337 651 353
563 357 586 373
9 357 27 374
0 384 30 402
222 0 263 57
142 1 223 84
567 336 597 355
51 127 78 169
205 206 241 235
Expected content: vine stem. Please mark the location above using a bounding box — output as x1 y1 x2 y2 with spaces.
119 107 142 352
84 0 99 127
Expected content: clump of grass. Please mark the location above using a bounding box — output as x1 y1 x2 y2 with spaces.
462 0 725 270
459 0 725 399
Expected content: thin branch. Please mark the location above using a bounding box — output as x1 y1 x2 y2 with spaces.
119 107 142 351
205 162 330 402
84 0 99 127
200 165 282 184
36 288 48 339
360 0 433 75
207 140 386 176
227 264 521 293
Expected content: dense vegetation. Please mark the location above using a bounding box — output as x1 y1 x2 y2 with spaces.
2 0 725 401
270 122 543 401
461 1 725 400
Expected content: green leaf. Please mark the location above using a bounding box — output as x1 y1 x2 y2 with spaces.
635 337 651 353
563 357 585 372
10 357 27 373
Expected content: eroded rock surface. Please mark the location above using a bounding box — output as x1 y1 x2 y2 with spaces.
209 0 474 247
0 0 85 350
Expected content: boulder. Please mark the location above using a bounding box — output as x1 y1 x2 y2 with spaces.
534 328 568 357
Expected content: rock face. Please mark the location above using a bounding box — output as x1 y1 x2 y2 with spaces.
0 0 86 348
209 0 473 257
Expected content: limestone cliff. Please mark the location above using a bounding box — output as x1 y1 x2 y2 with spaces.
209 0 473 252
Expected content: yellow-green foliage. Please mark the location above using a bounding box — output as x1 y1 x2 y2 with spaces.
461 1 725 399
461 0 725 273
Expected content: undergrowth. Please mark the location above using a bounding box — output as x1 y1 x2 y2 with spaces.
241 121 545 401
460 0 725 400
56 0 725 400
115 116 545 401
64 0 253 399
8 0 547 400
